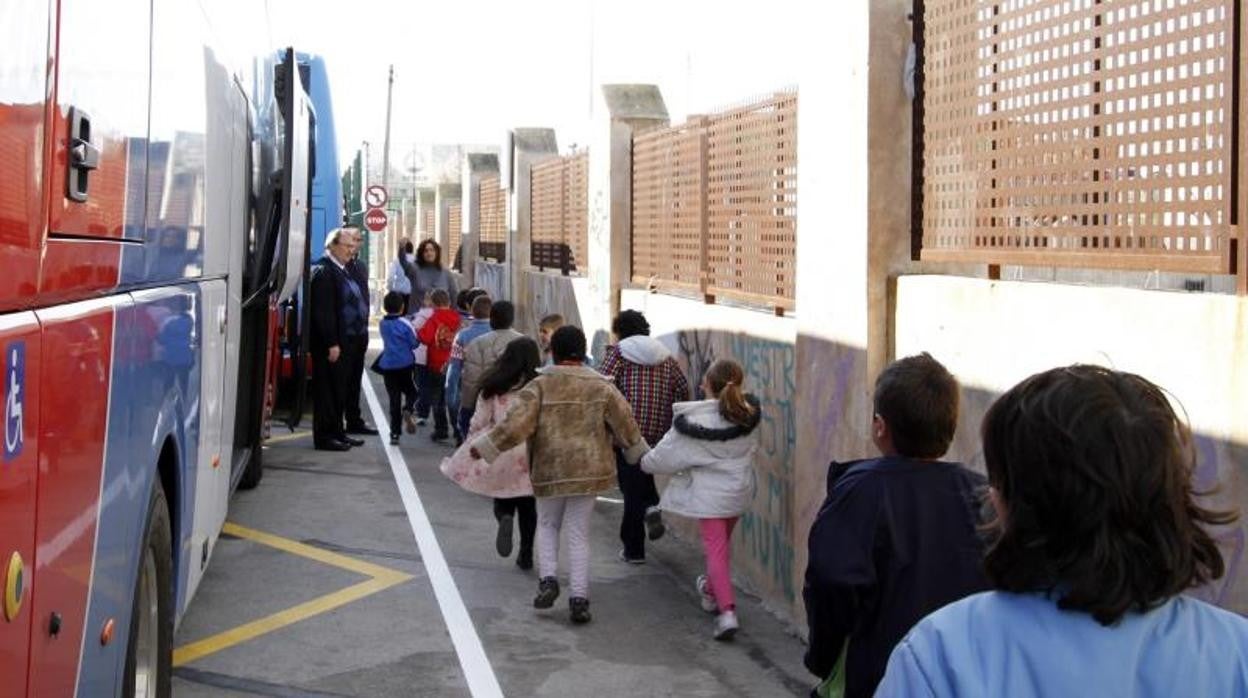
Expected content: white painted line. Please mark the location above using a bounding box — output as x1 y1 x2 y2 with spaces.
362 377 505 698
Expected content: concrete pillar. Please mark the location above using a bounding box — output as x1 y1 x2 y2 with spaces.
433 182 460 259
461 153 499 288
414 187 435 240
791 1 926 619
586 85 669 353
507 128 559 303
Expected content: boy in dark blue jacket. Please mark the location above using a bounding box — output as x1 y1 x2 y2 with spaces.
803 353 989 698
377 292 420 445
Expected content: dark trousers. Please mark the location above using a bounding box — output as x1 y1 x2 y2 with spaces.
343 334 368 428
416 365 449 437
617 451 661 559
383 367 419 438
493 496 537 556
457 407 475 443
312 348 348 446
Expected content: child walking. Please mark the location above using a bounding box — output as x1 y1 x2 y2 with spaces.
640 359 759 641
440 337 542 570
416 289 459 442
376 292 420 445
471 326 647 624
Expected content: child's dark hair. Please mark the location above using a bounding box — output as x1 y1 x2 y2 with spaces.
490 301 515 330
430 289 451 307
480 338 542 400
612 310 650 340
981 365 1236 625
550 325 586 364
383 291 405 315
704 359 756 427
461 287 488 312
873 352 959 458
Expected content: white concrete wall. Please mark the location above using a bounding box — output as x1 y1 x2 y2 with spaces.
896 275 1248 612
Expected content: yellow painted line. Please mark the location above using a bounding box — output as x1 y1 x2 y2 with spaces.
264 430 312 445
172 523 414 667
220 523 402 579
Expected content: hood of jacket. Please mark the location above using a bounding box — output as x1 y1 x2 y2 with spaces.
673 394 762 441
618 335 672 366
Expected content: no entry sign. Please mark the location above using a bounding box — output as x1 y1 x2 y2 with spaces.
365 185 388 209
364 207 388 232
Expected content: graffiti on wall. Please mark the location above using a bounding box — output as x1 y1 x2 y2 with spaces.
1188 434 1247 608
674 329 798 602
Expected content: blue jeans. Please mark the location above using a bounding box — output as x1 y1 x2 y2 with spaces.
458 407 475 443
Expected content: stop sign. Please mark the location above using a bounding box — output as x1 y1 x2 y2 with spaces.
364 207 388 232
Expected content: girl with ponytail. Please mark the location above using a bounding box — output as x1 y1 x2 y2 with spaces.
640 358 760 641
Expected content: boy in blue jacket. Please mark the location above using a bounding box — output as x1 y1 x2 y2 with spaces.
377 292 420 445
802 353 989 698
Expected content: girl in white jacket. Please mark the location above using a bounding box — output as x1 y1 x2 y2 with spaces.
640 359 759 641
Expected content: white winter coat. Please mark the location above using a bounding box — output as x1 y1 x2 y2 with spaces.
640 397 760 519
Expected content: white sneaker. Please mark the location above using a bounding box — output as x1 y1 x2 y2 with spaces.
713 610 738 641
695 575 718 614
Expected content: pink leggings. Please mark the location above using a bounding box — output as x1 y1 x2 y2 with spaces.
699 517 739 612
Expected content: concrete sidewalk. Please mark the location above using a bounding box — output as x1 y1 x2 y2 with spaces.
172 367 812 697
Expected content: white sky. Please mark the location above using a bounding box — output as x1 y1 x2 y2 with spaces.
267 0 804 166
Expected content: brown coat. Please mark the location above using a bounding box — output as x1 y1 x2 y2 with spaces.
472 365 648 497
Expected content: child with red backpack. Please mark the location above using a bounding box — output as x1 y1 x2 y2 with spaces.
416 289 460 442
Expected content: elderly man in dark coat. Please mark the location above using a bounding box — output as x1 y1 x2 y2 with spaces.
309 228 369 451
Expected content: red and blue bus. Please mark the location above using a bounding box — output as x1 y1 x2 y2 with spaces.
0 2 324 695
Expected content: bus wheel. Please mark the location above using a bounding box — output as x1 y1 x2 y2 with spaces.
237 441 263 490
124 479 173 698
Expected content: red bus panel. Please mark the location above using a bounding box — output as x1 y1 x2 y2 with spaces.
0 314 40 698
27 298 117 698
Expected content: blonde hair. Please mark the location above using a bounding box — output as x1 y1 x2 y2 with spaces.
705 359 755 427
539 314 565 332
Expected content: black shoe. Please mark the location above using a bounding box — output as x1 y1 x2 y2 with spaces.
389 434 400 446
534 577 560 609
645 508 666 541
346 423 380 436
341 435 365 447
516 550 533 571
495 514 514 557
569 597 592 624
430 432 449 443
314 440 351 452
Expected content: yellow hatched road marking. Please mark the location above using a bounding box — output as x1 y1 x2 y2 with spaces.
172 522 414 667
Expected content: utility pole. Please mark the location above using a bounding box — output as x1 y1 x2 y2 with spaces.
381 64 395 260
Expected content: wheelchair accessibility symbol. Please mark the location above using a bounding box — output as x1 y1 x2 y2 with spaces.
4 342 23 462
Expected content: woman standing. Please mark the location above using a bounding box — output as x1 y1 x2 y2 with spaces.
408 239 459 307
440 338 541 570
640 359 759 641
387 239 416 312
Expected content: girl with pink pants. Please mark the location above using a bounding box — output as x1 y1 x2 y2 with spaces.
640 359 760 641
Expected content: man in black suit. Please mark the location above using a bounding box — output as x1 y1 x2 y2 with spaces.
342 227 378 435
309 228 367 451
